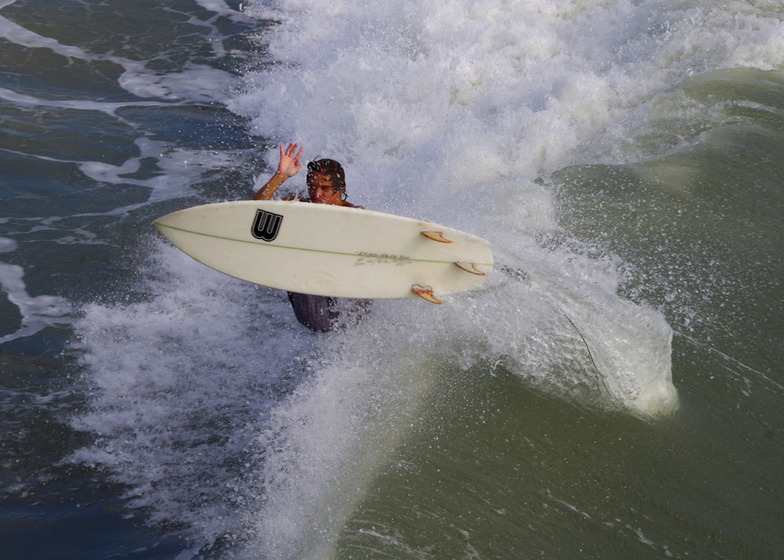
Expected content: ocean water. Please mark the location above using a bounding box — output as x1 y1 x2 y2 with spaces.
1 0 782 558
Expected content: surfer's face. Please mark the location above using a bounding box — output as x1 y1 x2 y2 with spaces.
307 172 343 205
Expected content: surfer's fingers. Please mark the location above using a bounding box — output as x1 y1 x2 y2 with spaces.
281 142 298 158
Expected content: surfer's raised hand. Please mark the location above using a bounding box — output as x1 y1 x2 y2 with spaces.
252 142 304 200
277 142 304 178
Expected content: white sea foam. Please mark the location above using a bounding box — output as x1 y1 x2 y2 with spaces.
0 7 92 60
0 85 160 115
0 237 17 253
0 4 237 104
193 0 251 22
118 62 236 103
76 137 243 203
0 261 74 344
71 241 305 544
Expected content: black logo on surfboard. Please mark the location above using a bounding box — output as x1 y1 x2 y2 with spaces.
251 209 283 242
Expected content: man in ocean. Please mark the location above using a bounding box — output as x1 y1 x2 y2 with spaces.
252 142 371 332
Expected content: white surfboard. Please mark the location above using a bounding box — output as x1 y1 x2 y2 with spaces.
154 200 493 303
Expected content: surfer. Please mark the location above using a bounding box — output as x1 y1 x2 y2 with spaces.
253 142 362 208
252 142 371 332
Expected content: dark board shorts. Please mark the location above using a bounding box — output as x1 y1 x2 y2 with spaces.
287 292 372 332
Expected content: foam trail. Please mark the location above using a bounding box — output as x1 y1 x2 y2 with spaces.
0 3 238 103
117 62 236 102
193 0 250 22
0 260 74 344
0 5 92 59
77 137 244 204
0 85 162 115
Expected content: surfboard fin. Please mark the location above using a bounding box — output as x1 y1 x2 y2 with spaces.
421 230 453 243
411 284 442 304
454 261 487 276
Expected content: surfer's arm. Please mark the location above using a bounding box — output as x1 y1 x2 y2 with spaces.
252 142 304 200
253 172 288 200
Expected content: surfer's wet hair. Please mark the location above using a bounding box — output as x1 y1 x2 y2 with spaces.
307 159 346 193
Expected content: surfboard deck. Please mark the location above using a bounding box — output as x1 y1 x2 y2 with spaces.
154 200 493 301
